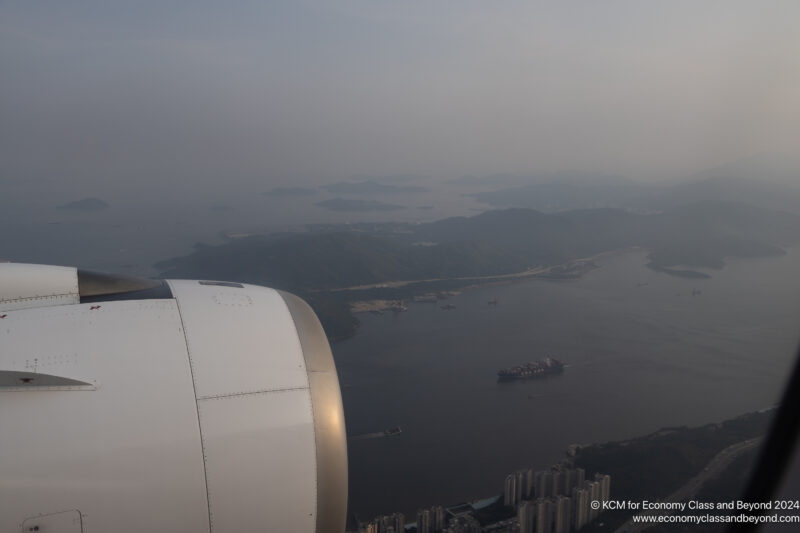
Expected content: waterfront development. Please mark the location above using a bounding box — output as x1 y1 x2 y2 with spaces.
356 462 612 533
349 409 771 532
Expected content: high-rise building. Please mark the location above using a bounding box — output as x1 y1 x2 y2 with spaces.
516 471 526 502
594 473 611 504
564 469 576 495
572 487 589 531
554 496 571 533
553 470 564 497
506 472 527 507
390 512 405 532
518 501 535 533
585 481 601 521
431 505 446 532
505 474 517 507
417 509 432 533
524 468 535 500
366 513 405 533
534 470 552 499
535 498 553 533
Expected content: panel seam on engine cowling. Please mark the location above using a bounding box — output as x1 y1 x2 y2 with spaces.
168 280 214 533
196 386 309 401
0 292 78 304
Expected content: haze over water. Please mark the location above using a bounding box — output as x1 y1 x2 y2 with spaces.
336 248 800 519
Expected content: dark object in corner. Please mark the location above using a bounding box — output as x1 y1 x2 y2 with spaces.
729 343 800 532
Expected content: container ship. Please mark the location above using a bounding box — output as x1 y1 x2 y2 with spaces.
497 357 564 381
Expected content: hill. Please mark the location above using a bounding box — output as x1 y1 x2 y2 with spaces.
467 175 648 212
157 203 800 340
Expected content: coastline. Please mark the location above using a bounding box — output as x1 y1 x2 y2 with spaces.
349 409 772 531
343 248 645 315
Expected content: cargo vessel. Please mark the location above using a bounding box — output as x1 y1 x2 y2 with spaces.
497 357 564 381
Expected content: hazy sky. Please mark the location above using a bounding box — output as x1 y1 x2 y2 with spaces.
2 1 799 192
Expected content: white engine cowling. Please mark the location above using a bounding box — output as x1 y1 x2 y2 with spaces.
0 264 348 533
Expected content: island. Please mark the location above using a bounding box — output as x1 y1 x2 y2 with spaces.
315 198 405 212
57 197 109 212
321 180 429 194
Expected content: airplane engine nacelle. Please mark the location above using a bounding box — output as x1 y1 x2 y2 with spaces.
0 263 347 533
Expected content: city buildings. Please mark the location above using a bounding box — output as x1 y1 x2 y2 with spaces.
443 515 482 533
416 506 446 533
361 512 406 533
351 463 609 533
510 466 610 533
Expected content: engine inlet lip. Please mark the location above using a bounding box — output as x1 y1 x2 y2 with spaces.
279 291 349 533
